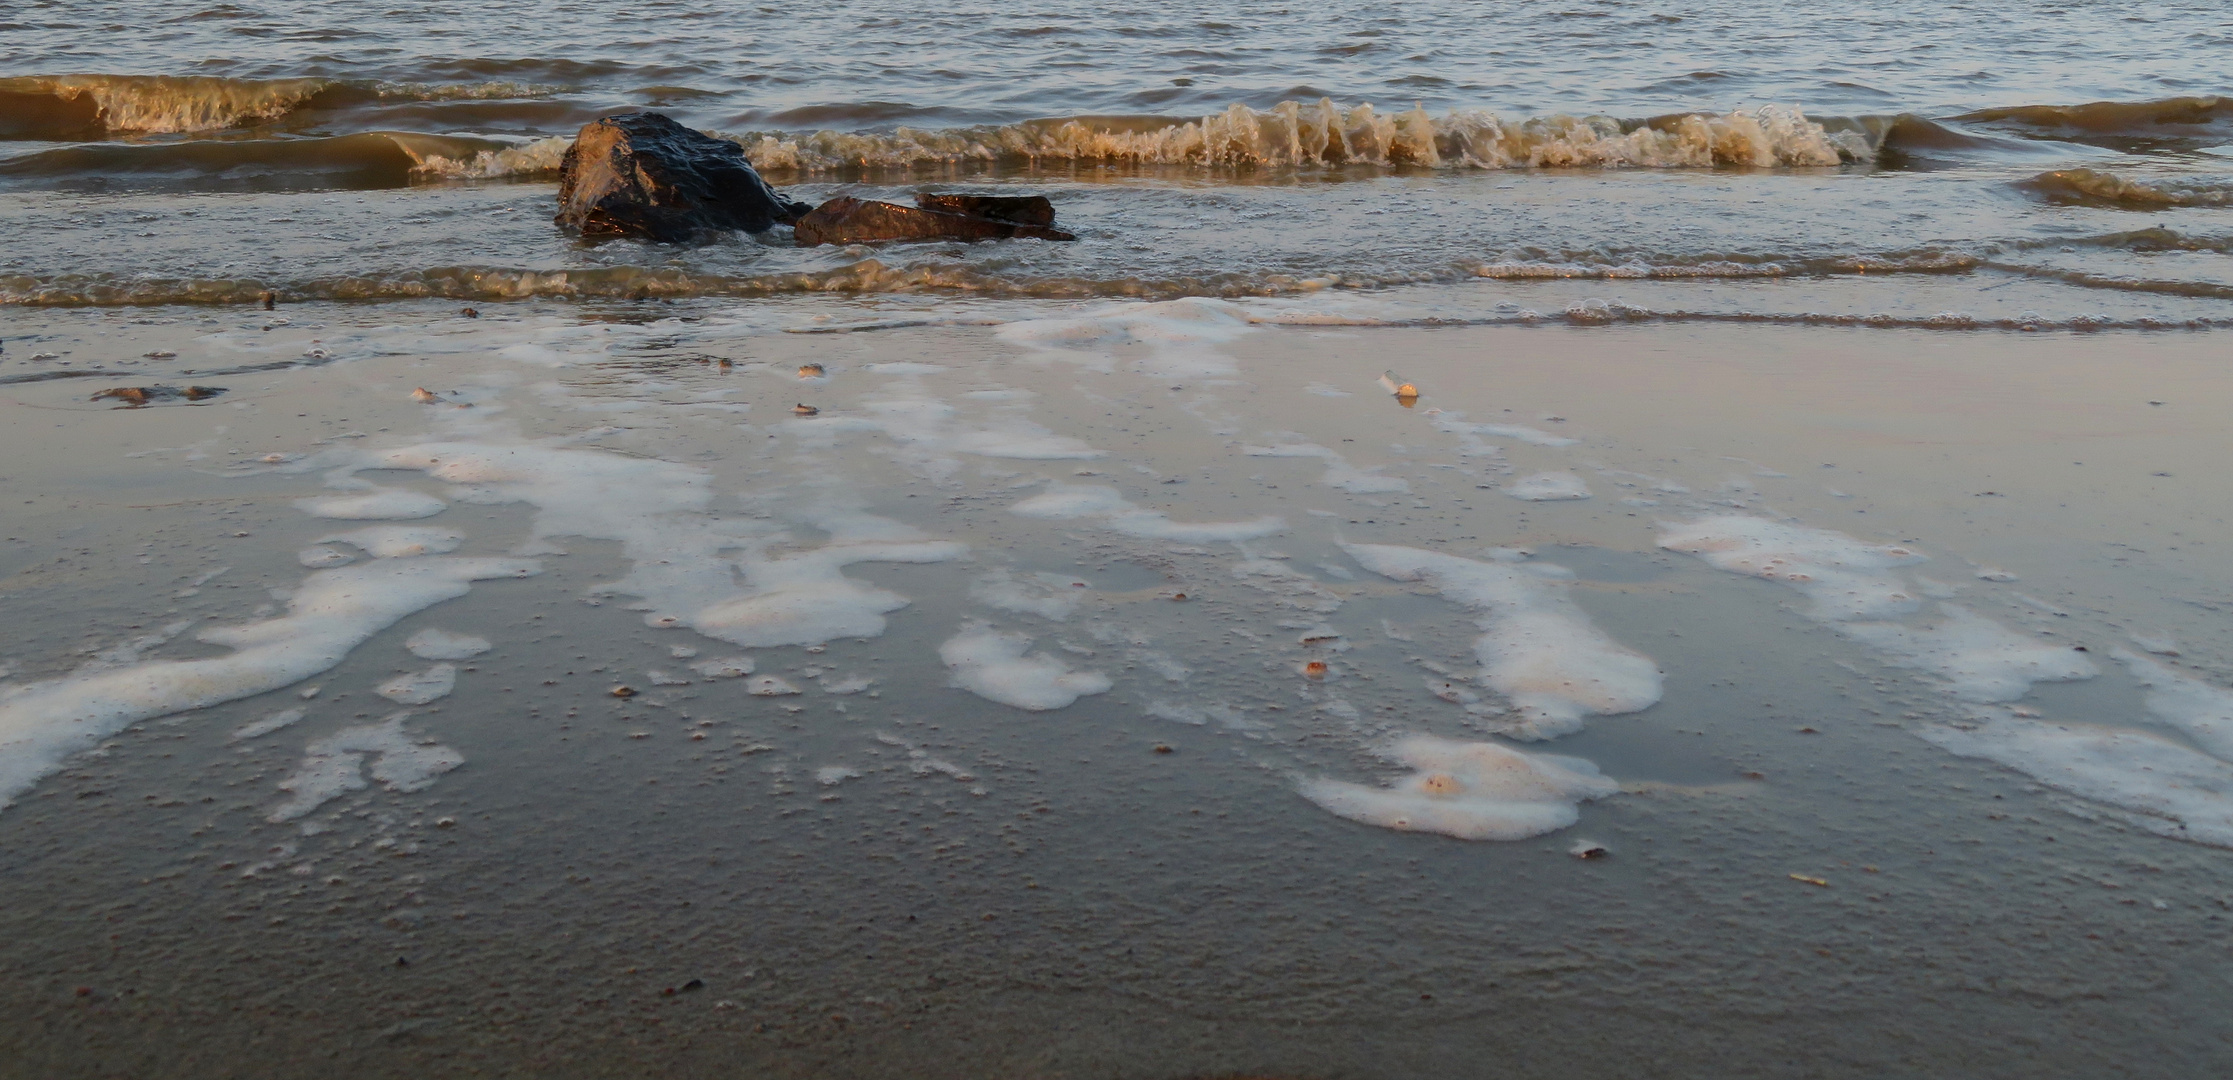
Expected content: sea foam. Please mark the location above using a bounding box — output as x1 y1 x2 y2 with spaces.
0 557 536 808
1300 735 1620 840
1344 544 1662 739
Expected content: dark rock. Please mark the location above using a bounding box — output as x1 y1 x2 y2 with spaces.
555 112 810 241
792 196 1075 247
913 193 1057 227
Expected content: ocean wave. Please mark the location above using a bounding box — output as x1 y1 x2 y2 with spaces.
0 75 561 137
0 131 565 189
724 101 1873 174
1957 95 2232 144
1474 250 1982 280
6 267 2220 333
2020 168 2233 208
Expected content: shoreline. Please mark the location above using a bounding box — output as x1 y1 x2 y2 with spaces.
2 299 2231 1076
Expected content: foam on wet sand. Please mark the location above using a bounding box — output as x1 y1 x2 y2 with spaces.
939 626 1112 710
1343 543 1662 739
0 557 536 808
269 713 463 822
1300 734 1620 840
1011 483 1284 543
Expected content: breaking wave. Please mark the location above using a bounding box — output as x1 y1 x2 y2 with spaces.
0 74 561 137
729 101 1877 173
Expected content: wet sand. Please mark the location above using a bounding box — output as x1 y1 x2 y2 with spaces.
2 301 2230 1078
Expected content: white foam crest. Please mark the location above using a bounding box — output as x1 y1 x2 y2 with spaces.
405 134 572 179
938 626 1112 711
1300 734 1620 840
1659 515 1926 622
1504 471 1592 501
269 713 462 822
1011 482 1285 543
351 441 966 648
296 487 448 520
0 557 536 809
1344 544 1662 740
1841 604 2097 703
968 568 1090 621
1242 443 1409 494
404 629 490 661
2112 650 2233 761
1920 717 2233 848
7 74 332 133
322 526 465 558
730 100 1865 172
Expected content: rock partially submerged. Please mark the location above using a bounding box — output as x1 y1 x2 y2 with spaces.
554 112 810 241
793 196 1077 247
913 193 1057 227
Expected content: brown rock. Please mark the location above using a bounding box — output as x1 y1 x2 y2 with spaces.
792 196 1076 247
913 193 1057 227
555 112 810 242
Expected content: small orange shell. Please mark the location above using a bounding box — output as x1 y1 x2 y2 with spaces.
1302 660 1329 679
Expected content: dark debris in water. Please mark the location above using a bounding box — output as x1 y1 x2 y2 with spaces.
89 384 227 407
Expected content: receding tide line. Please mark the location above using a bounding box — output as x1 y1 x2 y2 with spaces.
0 557 537 809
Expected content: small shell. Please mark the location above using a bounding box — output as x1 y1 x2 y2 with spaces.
410 387 440 403
798 363 825 378
610 685 637 698
793 403 819 416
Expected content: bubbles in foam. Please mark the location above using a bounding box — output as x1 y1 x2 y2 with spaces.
1343 544 1662 740
295 487 448 520
377 664 458 705
1839 604 2097 703
323 526 466 558
2113 649 2233 762
269 713 462 823
1659 515 1926 622
1920 717 2233 848
690 656 756 679
1011 482 1285 543
343 440 966 649
746 675 803 696
298 545 356 568
231 708 306 741
0 557 536 810
939 626 1112 711
969 568 1090 621
404 629 490 661
1503 471 1592 501
1300 734 1620 841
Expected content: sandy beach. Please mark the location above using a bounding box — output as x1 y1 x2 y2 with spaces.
2 299 2229 1077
